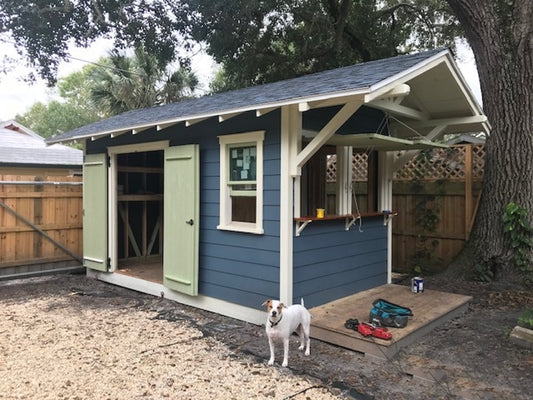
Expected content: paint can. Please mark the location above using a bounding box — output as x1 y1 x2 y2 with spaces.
412 277 424 293
316 208 325 218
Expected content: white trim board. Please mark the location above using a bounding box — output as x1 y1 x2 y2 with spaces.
87 269 266 325
107 141 170 272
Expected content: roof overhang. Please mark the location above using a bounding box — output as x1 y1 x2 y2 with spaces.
46 49 489 147
363 52 489 138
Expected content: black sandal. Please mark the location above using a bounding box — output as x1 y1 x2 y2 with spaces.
344 318 359 330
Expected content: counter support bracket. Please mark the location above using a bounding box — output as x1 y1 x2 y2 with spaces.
295 219 312 236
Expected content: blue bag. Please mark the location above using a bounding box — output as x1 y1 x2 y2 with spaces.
369 298 413 328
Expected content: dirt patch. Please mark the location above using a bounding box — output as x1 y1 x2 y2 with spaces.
0 273 531 399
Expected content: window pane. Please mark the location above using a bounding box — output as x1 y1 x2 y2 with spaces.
229 145 256 182
232 196 256 223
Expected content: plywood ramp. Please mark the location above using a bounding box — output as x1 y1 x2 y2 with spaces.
310 284 471 359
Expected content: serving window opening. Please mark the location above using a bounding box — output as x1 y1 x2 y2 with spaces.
300 145 379 218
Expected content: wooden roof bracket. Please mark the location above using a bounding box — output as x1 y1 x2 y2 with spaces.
291 100 364 176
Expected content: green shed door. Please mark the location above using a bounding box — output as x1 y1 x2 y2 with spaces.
83 153 108 271
163 144 200 296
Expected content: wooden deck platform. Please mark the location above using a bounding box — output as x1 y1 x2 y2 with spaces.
310 284 471 359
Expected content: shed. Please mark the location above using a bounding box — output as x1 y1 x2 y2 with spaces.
0 120 83 277
48 48 488 325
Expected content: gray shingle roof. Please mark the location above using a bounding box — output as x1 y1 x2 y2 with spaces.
48 48 448 143
0 127 82 166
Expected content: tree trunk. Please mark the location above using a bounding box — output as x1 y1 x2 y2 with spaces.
446 0 533 279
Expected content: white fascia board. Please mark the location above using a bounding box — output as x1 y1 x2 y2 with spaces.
364 49 450 103
365 50 490 135
440 56 490 131
48 89 369 145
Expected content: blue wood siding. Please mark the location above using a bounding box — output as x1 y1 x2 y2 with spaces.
293 216 388 308
171 112 282 308
85 108 390 311
87 111 282 309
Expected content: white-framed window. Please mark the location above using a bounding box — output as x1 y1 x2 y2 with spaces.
218 131 265 234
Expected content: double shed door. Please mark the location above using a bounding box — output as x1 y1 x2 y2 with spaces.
82 144 200 296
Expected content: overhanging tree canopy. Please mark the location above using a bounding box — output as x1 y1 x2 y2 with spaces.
188 0 461 90
0 0 193 84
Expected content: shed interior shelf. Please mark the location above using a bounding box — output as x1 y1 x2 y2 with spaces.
117 151 163 261
294 212 397 236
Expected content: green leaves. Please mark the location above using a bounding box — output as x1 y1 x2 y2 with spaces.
189 0 459 91
502 202 533 284
87 47 198 116
1 0 192 84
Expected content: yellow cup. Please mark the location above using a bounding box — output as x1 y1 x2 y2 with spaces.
316 208 325 218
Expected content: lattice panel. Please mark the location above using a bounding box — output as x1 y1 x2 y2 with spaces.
395 147 467 181
326 153 369 182
472 144 485 179
326 144 485 183
352 153 368 181
326 155 337 182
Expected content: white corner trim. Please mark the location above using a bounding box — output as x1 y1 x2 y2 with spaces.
279 105 300 305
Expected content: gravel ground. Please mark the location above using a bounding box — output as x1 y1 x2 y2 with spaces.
0 275 339 400
0 273 531 400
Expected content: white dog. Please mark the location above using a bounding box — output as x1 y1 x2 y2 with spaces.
262 298 311 367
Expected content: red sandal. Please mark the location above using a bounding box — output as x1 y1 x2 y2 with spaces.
357 322 392 340
372 326 392 340
357 322 374 336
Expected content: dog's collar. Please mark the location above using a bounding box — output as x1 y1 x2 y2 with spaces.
269 315 282 327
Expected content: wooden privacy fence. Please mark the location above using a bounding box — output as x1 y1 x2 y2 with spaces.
0 174 83 275
327 144 485 273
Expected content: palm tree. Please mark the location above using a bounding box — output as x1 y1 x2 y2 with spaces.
89 47 198 116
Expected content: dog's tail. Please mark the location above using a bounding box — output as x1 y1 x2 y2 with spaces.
300 298 313 318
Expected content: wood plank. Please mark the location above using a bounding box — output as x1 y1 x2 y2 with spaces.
0 192 81 198
310 284 471 359
0 223 82 234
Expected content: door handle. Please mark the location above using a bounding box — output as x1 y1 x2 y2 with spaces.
186 219 194 226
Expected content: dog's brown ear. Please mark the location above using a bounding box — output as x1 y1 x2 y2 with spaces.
261 299 272 307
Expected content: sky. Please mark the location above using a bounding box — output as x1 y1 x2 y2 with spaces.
0 38 218 122
0 39 481 123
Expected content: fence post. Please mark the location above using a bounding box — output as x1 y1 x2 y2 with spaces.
464 145 473 239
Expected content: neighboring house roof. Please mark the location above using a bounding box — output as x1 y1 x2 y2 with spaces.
0 120 82 167
47 48 488 145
